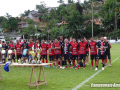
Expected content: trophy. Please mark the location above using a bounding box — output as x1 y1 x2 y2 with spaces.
8 50 12 60
18 58 21 64
21 58 23 64
25 59 29 64
1 50 6 63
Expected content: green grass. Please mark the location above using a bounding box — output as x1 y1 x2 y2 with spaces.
0 44 120 90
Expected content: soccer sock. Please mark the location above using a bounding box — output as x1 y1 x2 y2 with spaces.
95 60 97 66
53 62 55 66
103 64 105 67
106 59 107 63
50 61 51 66
42 60 44 63
77 64 79 68
46 60 48 63
91 60 93 66
83 64 85 68
102 59 103 63
73 60 75 66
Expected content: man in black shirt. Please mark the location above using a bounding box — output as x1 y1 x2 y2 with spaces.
104 37 111 66
2 41 8 63
21 40 28 51
59 36 64 59
62 38 72 68
95 36 107 71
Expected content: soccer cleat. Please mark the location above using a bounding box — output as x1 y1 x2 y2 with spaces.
102 67 104 70
59 66 63 69
109 65 111 67
70 66 72 69
65 66 67 68
53 66 55 68
91 66 93 69
48 66 51 68
75 67 79 69
95 67 98 71
72 66 75 68
83 67 85 69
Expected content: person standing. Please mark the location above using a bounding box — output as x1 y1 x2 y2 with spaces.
63 38 72 68
15 40 22 62
40 40 48 66
48 40 55 68
70 38 78 68
2 41 8 63
76 37 88 69
104 37 111 66
95 36 107 71
52 39 62 69
89 37 97 69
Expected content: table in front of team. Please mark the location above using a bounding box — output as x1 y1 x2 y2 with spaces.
0 63 51 89
0 64 4 81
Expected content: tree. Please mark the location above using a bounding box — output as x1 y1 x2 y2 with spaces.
1 17 18 32
36 3 47 13
5 13 12 19
57 0 64 4
68 0 74 4
0 16 7 24
20 10 30 17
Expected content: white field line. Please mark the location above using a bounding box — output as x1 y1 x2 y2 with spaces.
71 56 120 90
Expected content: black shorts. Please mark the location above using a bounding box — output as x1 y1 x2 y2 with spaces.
72 55 78 60
17 55 22 59
55 54 62 59
86 51 89 56
49 56 54 61
78 54 86 61
106 52 111 59
64 54 69 60
90 54 97 60
41 55 47 59
97 52 106 60
12 55 15 60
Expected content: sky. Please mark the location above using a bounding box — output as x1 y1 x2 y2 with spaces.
0 0 85 17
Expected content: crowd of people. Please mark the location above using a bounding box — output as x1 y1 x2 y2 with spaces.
0 35 111 71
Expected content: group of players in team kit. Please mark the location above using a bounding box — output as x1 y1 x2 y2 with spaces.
0 35 111 71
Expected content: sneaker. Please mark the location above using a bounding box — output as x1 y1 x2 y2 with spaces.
43 66 44 67
91 66 93 69
48 66 51 68
75 67 79 69
109 65 111 67
102 67 104 70
72 66 75 68
62 67 65 69
46 65 48 67
59 66 63 69
53 66 55 68
95 67 98 71
65 66 67 68
83 67 85 69
70 66 72 69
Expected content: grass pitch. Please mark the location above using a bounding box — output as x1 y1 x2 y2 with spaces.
0 44 120 90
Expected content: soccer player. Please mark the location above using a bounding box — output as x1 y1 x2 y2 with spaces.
76 37 88 69
62 38 71 68
40 40 48 66
48 40 55 68
59 36 64 60
70 38 78 68
89 37 97 69
15 40 22 62
8 40 15 63
21 40 28 51
52 39 62 68
28 39 34 50
2 41 8 63
95 36 107 71
19 38 23 45
84 37 89 65
104 37 111 66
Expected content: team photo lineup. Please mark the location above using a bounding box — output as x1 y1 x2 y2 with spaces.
0 35 111 71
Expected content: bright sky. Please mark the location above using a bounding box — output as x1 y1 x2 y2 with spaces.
0 0 85 17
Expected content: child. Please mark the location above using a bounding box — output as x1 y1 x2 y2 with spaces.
22 45 28 63
28 47 34 63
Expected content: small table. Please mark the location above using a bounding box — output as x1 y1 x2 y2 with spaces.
0 64 4 81
11 63 51 89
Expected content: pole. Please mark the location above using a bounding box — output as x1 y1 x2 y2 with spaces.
92 0 93 37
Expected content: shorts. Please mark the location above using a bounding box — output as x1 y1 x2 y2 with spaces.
64 54 69 60
106 52 111 59
49 56 54 61
90 54 97 60
86 51 89 56
12 55 15 60
22 54 28 57
55 54 62 59
97 52 106 60
17 55 22 59
72 55 78 60
41 55 47 59
78 54 86 61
